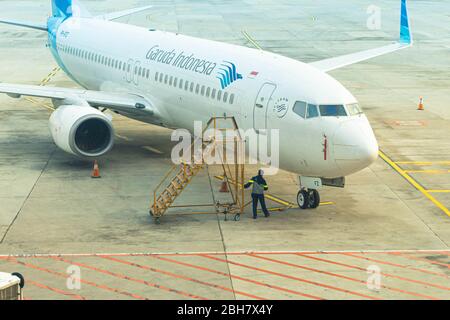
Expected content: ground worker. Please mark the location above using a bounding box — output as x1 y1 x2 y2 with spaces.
244 169 270 219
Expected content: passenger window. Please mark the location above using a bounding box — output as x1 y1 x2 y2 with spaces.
223 92 228 103
201 85 205 96
119 61 122 69
319 105 347 117
115 60 118 69
159 73 163 82
139 67 143 76
206 87 211 98
155 72 159 81
195 84 200 94
164 75 168 84
179 79 183 89
146 69 150 79
306 104 319 118
190 83 194 92
184 81 189 91
211 89 216 99
229 94 235 104
217 90 222 101
174 77 178 87
293 101 307 118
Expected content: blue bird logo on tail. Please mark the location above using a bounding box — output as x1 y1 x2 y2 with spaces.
216 61 243 89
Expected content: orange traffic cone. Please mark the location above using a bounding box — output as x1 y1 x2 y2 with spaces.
91 160 101 179
418 97 424 110
220 176 229 193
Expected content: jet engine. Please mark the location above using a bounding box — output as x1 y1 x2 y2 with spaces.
49 105 115 157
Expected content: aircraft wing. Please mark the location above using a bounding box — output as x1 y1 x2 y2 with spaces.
0 83 157 116
95 5 153 21
310 0 412 72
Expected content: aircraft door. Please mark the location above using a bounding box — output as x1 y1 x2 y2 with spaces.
253 83 276 132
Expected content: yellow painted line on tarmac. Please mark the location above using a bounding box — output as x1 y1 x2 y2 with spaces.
395 161 450 166
427 190 450 194
24 97 55 112
405 170 450 174
379 150 450 217
21 67 61 112
241 30 263 50
39 67 61 86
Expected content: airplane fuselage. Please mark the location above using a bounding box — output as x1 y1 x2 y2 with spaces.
48 17 378 178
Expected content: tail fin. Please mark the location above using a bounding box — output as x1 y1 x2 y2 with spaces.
51 0 91 18
400 0 412 44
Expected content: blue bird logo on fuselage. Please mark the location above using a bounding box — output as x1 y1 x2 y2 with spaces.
216 61 243 89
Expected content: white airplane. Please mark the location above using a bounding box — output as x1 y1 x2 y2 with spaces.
0 0 412 209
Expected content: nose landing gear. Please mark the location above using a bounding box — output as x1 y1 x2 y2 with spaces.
297 189 320 209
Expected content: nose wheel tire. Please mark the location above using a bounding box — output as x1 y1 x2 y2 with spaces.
308 189 320 209
297 190 310 209
297 189 320 209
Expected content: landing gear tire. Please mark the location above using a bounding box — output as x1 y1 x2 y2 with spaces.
308 189 320 209
234 214 241 222
297 190 310 209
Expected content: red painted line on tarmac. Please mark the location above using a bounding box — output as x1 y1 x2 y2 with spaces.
100 255 265 300
340 253 450 291
152 255 324 300
6 258 147 300
389 252 450 269
202 254 376 300
284 253 444 298
248 253 426 299
53 256 208 300
27 279 86 300
346 252 450 279
296 254 441 300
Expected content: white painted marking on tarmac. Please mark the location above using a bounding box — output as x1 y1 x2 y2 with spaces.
115 134 132 141
142 146 164 154
0 249 448 258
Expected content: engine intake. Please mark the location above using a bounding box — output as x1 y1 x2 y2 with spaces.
49 105 114 157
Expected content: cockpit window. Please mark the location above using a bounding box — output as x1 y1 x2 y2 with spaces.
319 105 347 117
306 104 319 118
293 101 307 118
347 103 363 116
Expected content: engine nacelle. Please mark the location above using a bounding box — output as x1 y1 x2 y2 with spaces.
49 105 115 157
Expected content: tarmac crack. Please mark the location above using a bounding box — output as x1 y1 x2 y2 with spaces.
206 165 237 300
0 147 56 244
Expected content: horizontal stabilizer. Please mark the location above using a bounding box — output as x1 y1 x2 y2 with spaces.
96 5 153 21
0 19 47 31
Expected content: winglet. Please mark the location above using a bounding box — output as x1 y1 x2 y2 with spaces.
400 0 412 44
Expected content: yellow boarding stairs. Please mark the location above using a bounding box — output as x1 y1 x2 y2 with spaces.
149 117 245 224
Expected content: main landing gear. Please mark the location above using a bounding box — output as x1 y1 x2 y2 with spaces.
297 189 320 209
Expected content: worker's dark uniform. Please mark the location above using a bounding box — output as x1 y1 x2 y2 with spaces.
244 175 269 219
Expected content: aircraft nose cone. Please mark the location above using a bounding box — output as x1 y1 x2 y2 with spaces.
333 120 379 175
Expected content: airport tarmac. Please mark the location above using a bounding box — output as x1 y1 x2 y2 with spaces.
0 0 449 299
